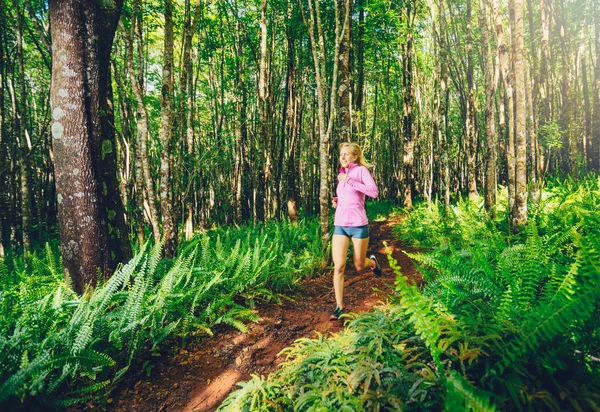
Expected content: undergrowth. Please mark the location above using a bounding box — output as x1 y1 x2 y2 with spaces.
0 217 324 409
218 176 600 411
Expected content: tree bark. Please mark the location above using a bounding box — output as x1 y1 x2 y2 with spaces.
160 0 177 257
494 0 515 212
338 0 352 143
123 7 161 245
466 0 478 200
512 0 527 228
439 0 450 206
181 0 201 240
95 1 132 266
49 0 119 294
233 14 252 223
300 0 342 263
583 55 592 171
402 2 416 209
282 0 300 222
481 0 498 216
256 0 269 223
355 0 366 133
16 2 31 251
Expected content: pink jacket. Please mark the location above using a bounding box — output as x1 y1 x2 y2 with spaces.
334 162 378 226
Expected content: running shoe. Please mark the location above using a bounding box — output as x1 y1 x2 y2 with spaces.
330 306 344 320
370 255 382 277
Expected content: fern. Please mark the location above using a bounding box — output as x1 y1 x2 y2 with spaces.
445 370 496 411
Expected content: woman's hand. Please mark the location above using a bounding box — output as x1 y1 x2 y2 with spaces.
332 197 338 208
338 173 348 181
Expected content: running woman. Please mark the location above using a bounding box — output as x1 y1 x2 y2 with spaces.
330 142 381 320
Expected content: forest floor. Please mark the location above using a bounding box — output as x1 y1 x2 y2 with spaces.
101 216 420 412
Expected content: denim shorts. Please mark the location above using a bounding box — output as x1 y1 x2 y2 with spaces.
333 224 370 239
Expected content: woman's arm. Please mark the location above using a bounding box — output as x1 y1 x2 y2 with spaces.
346 167 378 198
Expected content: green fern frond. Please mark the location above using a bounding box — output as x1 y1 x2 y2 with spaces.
445 370 496 411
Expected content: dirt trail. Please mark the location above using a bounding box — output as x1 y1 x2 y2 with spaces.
104 217 419 412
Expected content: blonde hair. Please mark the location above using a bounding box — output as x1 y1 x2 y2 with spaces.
340 142 372 168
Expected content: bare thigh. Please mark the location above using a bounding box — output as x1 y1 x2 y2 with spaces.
332 234 350 270
351 236 370 271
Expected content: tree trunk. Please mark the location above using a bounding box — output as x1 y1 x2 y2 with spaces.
538 0 550 174
16 2 31 252
233 15 251 223
337 0 352 143
583 55 592 171
123 7 161 244
256 0 269 223
49 0 119 294
282 0 300 222
300 0 342 263
481 0 498 216
402 3 416 209
526 0 540 184
439 0 450 206
512 0 527 228
96 2 132 266
466 0 478 200
180 0 201 240
355 0 366 133
160 0 177 257
494 0 515 212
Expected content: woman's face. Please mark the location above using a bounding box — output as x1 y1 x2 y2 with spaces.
340 146 357 168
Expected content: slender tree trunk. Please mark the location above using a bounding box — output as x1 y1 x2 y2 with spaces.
112 58 145 247
466 0 478 200
160 0 177 257
181 0 201 239
233 15 251 223
282 0 300 222
16 2 31 252
526 0 540 185
512 0 527 228
123 7 161 244
300 0 342 262
495 0 515 212
96 3 132 266
439 0 450 206
538 0 550 174
402 3 416 209
355 0 366 133
583 55 592 171
481 0 498 216
338 0 352 143
256 0 269 223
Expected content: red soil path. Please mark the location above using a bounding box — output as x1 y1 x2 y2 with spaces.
101 217 419 411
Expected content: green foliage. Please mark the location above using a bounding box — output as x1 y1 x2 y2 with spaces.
0 217 325 408
219 177 600 411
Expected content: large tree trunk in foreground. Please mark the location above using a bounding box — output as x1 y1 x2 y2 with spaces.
49 0 124 294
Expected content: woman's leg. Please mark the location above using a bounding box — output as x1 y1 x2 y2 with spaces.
351 236 376 271
332 234 350 309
